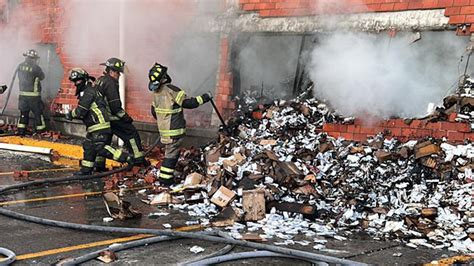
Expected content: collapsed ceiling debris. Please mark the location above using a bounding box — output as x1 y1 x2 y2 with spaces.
128 91 474 254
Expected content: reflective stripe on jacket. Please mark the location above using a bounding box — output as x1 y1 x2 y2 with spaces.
152 84 187 139
71 84 111 134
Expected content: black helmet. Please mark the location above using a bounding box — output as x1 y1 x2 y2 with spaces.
69 68 95 82
100 57 125 73
23 49 39 59
148 63 171 91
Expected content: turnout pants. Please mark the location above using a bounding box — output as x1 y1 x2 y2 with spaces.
95 119 145 169
159 137 183 182
81 131 129 173
17 96 46 132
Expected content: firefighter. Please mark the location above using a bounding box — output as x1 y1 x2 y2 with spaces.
65 68 132 175
16 49 46 135
148 63 211 186
94 58 148 171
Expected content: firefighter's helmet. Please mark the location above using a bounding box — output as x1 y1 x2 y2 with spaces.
23 49 39 59
148 63 170 91
69 68 95 82
100 57 125 73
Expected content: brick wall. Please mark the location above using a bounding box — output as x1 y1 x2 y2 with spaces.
323 117 473 143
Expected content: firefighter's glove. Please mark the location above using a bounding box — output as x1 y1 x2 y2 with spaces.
0 85 7 94
121 113 134 123
65 111 73 121
201 93 212 104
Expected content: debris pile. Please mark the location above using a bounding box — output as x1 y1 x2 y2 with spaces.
143 96 473 253
434 79 474 125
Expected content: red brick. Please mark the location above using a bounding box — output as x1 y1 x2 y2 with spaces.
449 14 466 23
439 0 454 6
393 2 409 10
347 125 361 133
401 128 417 137
335 124 348 133
423 0 442 9
379 3 394 11
453 0 470 5
433 130 448 139
447 131 465 141
323 123 336 132
329 132 341 139
353 133 367 142
340 132 354 140
255 3 276 9
439 121 460 131
360 126 376 134
427 122 442 130
409 120 423 128
389 127 402 136
415 129 433 137
242 3 256 10
464 132 474 140
408 2 424 9
457 123 471 132
445 5 461 15
460 5 474 14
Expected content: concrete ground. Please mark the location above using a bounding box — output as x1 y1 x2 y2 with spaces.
0 150 470 265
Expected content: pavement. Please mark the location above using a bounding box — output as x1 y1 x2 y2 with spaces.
0 149 471 265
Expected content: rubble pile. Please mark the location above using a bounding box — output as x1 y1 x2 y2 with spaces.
142 96 473 253
438 79 474 124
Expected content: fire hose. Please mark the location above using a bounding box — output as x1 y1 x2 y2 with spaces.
0 129 365 265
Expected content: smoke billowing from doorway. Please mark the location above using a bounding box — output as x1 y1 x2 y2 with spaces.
309 32 469 119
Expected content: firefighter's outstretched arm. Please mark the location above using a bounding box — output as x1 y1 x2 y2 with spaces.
180 92 211 109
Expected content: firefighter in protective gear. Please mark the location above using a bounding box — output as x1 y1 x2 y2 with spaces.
148 63 211 186
95 57 148 170
17 49 46 136
66 68 132 175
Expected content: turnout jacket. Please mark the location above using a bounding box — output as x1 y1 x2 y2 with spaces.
151 83 206 140
17 60 45 97
71 83 111 133
95 74 127 121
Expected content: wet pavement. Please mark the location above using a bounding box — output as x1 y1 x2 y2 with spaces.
0 150 468 265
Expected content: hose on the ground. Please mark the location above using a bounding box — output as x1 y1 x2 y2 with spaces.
65 228 234 265
0 247 16 266
0 165 132 194
178 231 234 266
186 250 322 266
0 208 365 265
62 235 179 265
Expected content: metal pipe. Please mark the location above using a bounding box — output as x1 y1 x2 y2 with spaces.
0 143 52 156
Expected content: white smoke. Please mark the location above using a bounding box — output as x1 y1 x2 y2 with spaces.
309 31 470 118
0 4 44 111
61 0 221 94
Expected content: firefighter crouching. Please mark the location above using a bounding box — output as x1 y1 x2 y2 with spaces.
148 63 211 186
17 49 46 135
94 58 148 171
65 68 133 176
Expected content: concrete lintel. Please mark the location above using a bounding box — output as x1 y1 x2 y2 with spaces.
198 9 452 33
